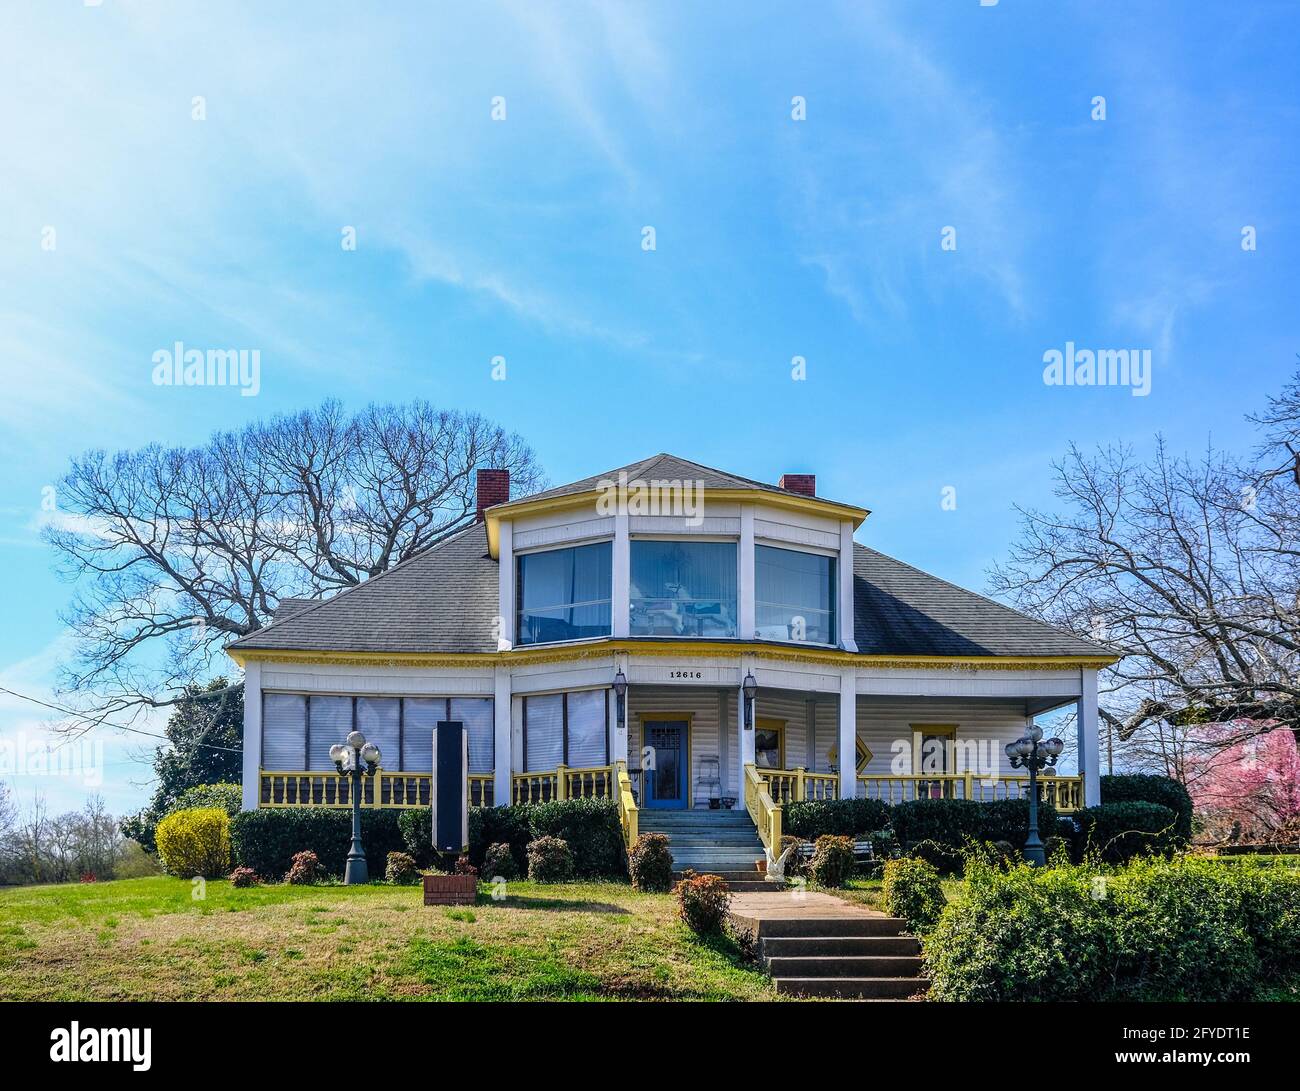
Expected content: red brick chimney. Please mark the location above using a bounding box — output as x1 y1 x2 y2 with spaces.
476 469 510 521
779 473 816 497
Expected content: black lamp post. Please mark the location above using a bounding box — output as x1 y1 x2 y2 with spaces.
1005 725 1065 867
612 669 628 732
742 672 758 730
330 730 380 884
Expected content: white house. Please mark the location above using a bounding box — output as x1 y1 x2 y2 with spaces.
227 454 1114 863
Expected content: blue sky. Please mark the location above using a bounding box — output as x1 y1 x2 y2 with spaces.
1 1 1297 813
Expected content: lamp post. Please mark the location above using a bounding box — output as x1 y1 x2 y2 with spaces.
330 730 380 884
742 672 757 730
612 668 628 733
1004 725 1065 867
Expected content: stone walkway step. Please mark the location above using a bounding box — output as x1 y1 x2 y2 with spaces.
759 934 921 957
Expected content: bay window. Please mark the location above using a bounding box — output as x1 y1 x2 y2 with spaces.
755 544 836 644
629 540 737 637
516 541 612 645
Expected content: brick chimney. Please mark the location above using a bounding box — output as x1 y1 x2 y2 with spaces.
779 473 816 497
476 468 510 521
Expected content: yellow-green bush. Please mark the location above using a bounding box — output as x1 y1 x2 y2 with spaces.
155 807 231 878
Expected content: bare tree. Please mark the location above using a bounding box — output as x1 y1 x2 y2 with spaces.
43 400 543 730
991 372 1300 775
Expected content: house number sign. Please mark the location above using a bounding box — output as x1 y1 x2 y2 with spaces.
666 669 704 679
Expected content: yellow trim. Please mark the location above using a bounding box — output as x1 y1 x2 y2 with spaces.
636 710 694 808
485 487 871 557
754 717 786 770
229 639 1117 672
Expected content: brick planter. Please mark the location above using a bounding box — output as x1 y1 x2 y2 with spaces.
423 873 478 906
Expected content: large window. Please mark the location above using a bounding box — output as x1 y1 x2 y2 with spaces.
523 690 609 772
629 540 737 637
516 541 612 645
755 544 836 644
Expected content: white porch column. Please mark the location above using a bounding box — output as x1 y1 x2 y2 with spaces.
610 653 629 765
739 504 755 639
493 664 513 805
737 656 756 774
612 505 630 638
838 520 858 652
1077 668 1101 805
240 660 262 811
497 520 514 649
838 667 857 799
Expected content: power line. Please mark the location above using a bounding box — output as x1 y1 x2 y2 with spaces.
0 686 243 754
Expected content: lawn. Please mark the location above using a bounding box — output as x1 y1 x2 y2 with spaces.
0 877 777 1001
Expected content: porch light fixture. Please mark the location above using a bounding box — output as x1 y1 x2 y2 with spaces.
742 672 758 730
332 729 381 884
1004 724 1064 868
612 669 628 732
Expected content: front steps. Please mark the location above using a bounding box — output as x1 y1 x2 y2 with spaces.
638 809 767 874
752 916 930 1000
672 869 782 893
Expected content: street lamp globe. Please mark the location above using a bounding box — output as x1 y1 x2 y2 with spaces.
360 742 381 766
329 744 346 764
347 730 366 750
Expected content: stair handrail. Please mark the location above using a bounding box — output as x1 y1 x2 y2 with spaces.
615 759 639 849
744 762 782 864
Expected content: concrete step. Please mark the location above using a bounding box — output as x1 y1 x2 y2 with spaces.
756 916 908 939
674 878 782 893
673 870 763 882
772 976 929 1000
759 935 921 958
765 955 924 978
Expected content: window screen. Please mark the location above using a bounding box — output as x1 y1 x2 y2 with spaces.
356 697 400 771
525 693 564 772
262 693 306 769
308 696 352 771
566 690 607 767
451 698 494 773
402 698 446 773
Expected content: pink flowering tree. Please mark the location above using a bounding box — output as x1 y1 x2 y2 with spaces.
1184 721 1300 844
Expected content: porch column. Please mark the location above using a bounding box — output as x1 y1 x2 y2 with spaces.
610 653 629 765
838 667 857 799
1077 668 1101 805
497 520 514 649
838 520 858 652
739 505 755 639
493 665 513 805
737 656 756 773
612 505 630 638
240 660 262 811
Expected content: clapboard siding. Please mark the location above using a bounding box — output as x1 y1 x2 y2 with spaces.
855 697 1032 779
261 662 492 696
629 686 730 806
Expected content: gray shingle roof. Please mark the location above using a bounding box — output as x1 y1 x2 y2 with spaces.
852 544 1107 657
228 524 1108 660
229 525 498 655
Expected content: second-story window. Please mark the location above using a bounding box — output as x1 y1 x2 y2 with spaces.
755 544 837 644
629 540 737 637
516 541 612 645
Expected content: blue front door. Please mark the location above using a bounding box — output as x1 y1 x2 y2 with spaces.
644 721 686 809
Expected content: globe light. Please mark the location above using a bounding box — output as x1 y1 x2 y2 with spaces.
346 730 366 750
1043 737 1065 758
1004 741 1019 760
1014 738 1034 759
329 744 346 763
1027 723 1043 742
360 742 380 765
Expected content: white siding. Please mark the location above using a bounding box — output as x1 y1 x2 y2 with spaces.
855 696 1032 781
628 685 730 807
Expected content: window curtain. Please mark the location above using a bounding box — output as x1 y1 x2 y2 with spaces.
451 698 495 774
755 545 836 643
629 541 737 636
517 542 612 644
565 690 607 767
262 693 306 769
524 693 564 771
356 697 400 770
307 696 352 771
400 698 446 772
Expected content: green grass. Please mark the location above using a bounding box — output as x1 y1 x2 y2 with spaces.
0 877 776 1002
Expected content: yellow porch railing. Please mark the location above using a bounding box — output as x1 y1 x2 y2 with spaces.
757 767 839 805
258 769 495 809
858 772 1084 812
615 760 638 848
511 764 614 805
744 763 781 861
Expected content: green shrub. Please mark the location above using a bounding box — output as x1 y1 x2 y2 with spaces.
526 836 574 883
675 872 731 934
809 834 855 887
467 805 533 874
482 842 518 880
628 832 674 892
1074 801 1177 863
527 799 624 878
285 849 320 885
230 808 406 878
783 797 892 839
385 851 421 885
1229 863 1300 983
155 807 231 878
228 866 258 888
171 782 242 819
892 797 1060 855
882 857 946 935
1101 773 1193 844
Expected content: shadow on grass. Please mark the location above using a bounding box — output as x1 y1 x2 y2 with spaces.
481 895 631 914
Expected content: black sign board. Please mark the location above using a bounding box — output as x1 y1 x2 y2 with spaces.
431 720 468 853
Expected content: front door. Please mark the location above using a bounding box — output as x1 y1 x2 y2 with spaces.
644 721 687 808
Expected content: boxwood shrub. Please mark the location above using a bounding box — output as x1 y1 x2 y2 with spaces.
783 797 892 839
1073 801 1177 864
527 798 624 879
1099 773 1194 844
891 798 1059 854
882 856 946 935
230 807 406 878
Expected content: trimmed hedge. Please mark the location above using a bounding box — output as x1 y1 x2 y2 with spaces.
1073 801 1178 864
891 798 1060 854
527 799 624 879
783 797 892 839
230 808 406 878
926 856 1300 1001
1100 774 1193 844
